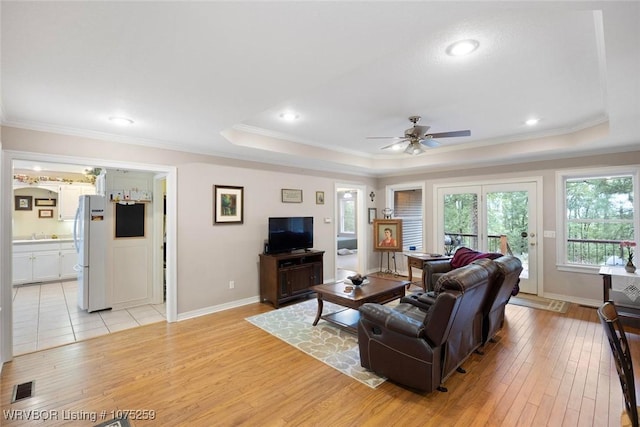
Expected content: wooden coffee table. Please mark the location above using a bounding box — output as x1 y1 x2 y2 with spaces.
311 276 410 332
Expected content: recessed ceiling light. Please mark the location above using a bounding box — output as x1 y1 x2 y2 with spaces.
525 118 540 126
108 116 134 126
279 111 299 121
33 166 42 172
446 39 480 57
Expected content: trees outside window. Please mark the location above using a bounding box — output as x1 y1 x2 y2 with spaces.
559 168 637 267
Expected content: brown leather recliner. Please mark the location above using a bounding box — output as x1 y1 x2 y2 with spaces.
422 258 454 291
358 291 462 392
358 263 492 391
483 256 522 344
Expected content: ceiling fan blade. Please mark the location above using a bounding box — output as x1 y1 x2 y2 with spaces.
426 130 471 138
414 125 431 137
381 139 409 150
420 138 440 148
366 136 405 140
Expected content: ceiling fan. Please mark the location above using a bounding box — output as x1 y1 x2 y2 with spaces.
367 116 471 155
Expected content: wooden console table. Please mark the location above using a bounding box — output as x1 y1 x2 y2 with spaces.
599 266 640 328
260 250 324 308
404 253 452 283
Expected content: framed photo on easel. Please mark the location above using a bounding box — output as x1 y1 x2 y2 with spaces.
373 219 402 251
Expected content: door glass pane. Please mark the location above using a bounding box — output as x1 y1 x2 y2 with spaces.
486 190 529 279
443 193 478 254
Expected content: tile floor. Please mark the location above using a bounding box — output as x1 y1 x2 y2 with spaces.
12 280 166 356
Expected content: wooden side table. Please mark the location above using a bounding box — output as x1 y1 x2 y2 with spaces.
599 266 640 328
404 253 452 283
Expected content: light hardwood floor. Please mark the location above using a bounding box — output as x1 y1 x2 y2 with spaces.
1 295 638 426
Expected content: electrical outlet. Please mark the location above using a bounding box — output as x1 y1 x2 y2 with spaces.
229 280 235 289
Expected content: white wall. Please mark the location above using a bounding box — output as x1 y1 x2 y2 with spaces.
6 125 639 314
12 187 72 239
1 126 377 321
106 170 156 309
377 150 640 305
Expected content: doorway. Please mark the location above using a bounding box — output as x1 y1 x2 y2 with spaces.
335 183 366 281
1 152 176 362
435 179 541 295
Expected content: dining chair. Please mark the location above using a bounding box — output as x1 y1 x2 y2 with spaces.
598 301 639 427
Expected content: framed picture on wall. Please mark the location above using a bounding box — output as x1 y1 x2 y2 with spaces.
368 208 376 224
316 191 325 205
214 185 244 224
15 195 33 211
281 188 302 203
35 198 57 207
38 209 54 218
373 219 403 251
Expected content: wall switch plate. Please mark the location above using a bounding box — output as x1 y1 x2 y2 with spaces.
543 230 556 238
229 280 235 289
324 218 332 223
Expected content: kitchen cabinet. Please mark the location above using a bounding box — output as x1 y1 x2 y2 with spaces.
58 184 95 220
13 243 61 284
13 241 77 285
12 252 34 284
59 242 78 280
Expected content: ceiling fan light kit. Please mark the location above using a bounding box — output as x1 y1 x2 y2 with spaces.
369 115 471 155
405 142 425 155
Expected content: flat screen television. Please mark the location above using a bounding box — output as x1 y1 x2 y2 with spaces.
268 216 314 254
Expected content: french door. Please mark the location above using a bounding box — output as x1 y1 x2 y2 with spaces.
435 181 540 295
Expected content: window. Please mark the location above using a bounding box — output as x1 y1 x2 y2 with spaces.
558 167 638 269
392 188 423 251
339 194 356 234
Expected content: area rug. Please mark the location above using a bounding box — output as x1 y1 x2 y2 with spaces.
245 299 386 388
509 293 570 313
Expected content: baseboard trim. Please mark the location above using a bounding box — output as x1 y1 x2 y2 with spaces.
177 296 261 321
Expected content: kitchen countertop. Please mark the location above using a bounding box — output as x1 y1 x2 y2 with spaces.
13 238 73 244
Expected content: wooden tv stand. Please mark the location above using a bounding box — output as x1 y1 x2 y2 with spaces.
259 250 324 308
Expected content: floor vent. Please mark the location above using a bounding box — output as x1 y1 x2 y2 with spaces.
11 381 34 403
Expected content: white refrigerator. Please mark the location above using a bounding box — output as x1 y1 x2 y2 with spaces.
74 195 110 312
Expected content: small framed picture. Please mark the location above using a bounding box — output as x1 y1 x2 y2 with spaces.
15 195 33 211
316 191 325 205
368 208 377 224
281 189 303 203
38 209 54 218
35 198 57 207
373 219 403 251
214 185 244 224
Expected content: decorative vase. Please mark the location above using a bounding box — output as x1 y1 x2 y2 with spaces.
625 261 636 273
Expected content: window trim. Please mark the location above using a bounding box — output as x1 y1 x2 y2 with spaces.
555 165 640 273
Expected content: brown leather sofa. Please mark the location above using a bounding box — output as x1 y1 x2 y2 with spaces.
403 255 522 346
358 262 492 392
422 247 503 291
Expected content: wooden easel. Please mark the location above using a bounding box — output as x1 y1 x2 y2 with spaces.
378 250 399 276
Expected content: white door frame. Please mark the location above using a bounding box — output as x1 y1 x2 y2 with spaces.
334 183 367 280
433 177 543 296
0 150 177 364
